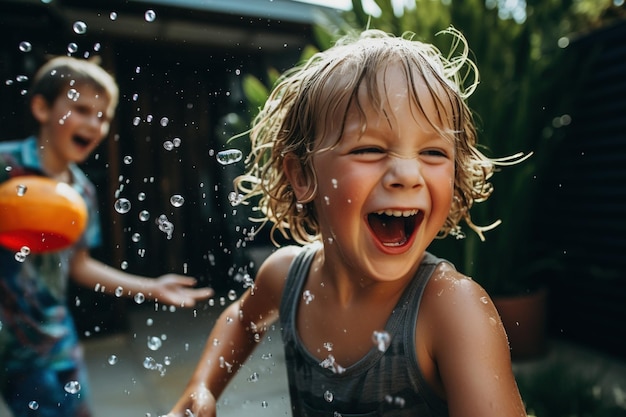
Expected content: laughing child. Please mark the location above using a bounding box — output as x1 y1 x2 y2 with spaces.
166 28 526 417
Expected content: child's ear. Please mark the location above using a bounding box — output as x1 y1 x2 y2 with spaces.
283 152 317 203
30 95 51 124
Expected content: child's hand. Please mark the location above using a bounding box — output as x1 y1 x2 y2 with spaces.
152 274 214 307
162 383 216 417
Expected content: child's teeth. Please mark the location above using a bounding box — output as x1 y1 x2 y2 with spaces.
376 209 418 217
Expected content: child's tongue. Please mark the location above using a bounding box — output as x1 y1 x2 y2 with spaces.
368 214 407 246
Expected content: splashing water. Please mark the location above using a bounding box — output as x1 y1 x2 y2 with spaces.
144 10 156 22
19 41 32 52
216 149 243 165
73 21 87 34
319 354 345 374
170 194 185 207
64 380 81 394
15 183 27 196
134 292 145 304
147 336 162 351
114 198 131 214
67 88 80 101
372 330 391 352
156 214 174 239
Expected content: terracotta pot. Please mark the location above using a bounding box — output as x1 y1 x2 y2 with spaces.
493 287 548 361
0 176 87 253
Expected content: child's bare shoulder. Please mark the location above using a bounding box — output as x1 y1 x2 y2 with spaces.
421 261 498 326
254 245 305 292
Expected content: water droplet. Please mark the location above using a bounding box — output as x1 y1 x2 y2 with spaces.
108 355 118 365
147 336 162 351
160 117 169 127
170 194 185 207
324 390 334 403
131 232 141 242
67 42 78 53
261 401 269 408
172 137 181 147
163 140 174 151
143 356 157 369
331 178 338 188
123 155 133 164
19 41 32 52
248 372 259 382
64 380 81 394
67 88 80 101
28 401 39 410
15 184 27 196
120 260 128 270
16 75 28 82
14 252 27 262
138 192 146 201
134 292 145 304
133 116 141 126
228 191 244 206
20 246 30 255
480 296 489 304
216 149 243 165
144 9 156 22
228 290 237 301
139 210 150 221
372 330 391 352
115 286 124 297
109 11 118 21
73 21 87 34
302 290 314 305
156 214 174 239
114 198 131 213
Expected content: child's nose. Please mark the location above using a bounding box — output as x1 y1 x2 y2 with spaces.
383 155 424 190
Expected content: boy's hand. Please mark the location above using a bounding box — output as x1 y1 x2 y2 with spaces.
152 274 213 307
162 383 216 417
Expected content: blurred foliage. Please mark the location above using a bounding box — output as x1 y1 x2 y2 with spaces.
238 0 625 294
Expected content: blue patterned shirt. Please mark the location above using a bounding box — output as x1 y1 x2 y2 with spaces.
0 137 102 386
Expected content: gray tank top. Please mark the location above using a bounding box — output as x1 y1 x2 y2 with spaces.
279 244 450 417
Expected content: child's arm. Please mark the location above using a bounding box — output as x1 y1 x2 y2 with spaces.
419 263 527 417
164 245 300 417
69 248 213 307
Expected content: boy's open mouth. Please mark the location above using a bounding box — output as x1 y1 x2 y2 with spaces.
367 209 422 247
72 135 91 149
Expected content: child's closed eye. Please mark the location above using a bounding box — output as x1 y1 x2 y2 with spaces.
351 147 384 155
421 149 448 157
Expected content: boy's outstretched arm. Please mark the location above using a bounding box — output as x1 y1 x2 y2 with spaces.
420 263 527 417
164 245 300 417
69 248 214 307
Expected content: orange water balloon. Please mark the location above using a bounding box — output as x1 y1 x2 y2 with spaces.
0 176 88 253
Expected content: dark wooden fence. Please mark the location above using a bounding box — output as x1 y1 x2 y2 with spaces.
536 21 626 358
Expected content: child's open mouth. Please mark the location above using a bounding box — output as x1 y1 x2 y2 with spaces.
72 135 92 150
367 209 422 247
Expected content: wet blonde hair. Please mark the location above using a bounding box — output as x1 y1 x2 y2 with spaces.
235 27 519 245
